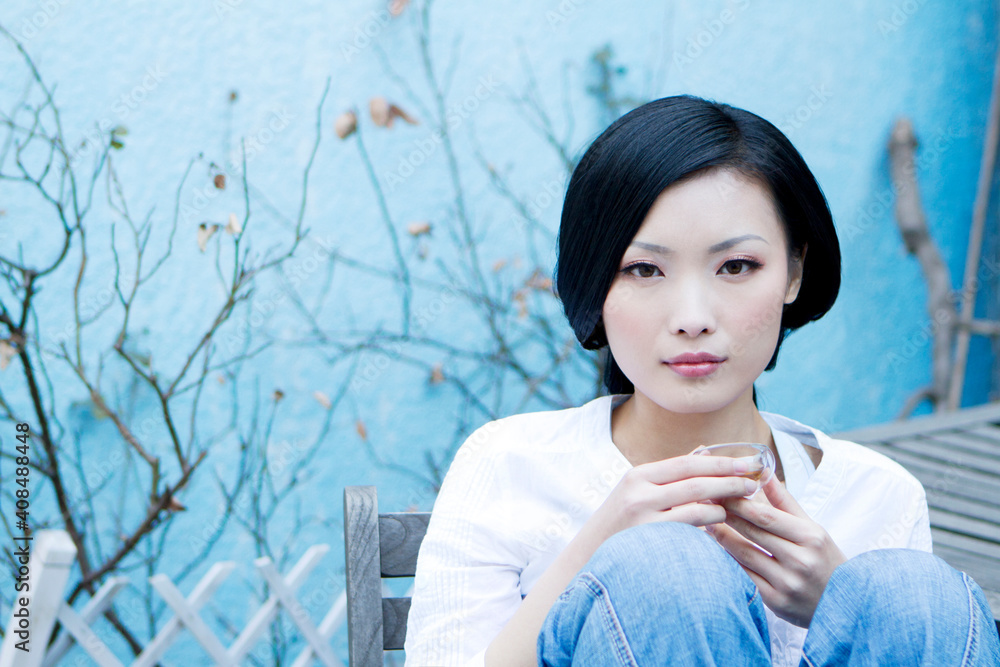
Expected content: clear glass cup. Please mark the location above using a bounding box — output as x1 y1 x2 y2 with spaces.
695 442 775 499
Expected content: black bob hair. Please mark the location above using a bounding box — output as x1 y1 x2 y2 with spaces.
555 95 841 394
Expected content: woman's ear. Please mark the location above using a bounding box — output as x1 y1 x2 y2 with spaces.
784 243 808 304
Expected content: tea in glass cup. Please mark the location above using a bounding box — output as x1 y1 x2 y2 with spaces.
695 443 775 499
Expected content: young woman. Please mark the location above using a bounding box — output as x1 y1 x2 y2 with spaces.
403 95 1000 666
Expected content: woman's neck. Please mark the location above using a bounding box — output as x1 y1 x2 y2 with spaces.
610 389 774 467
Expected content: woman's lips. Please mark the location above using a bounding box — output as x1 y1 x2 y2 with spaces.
664 353 726 378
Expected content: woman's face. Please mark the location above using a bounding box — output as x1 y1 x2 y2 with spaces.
602 168 804 414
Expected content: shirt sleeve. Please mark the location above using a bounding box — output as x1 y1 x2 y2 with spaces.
906 484 933 553
404 425 526 667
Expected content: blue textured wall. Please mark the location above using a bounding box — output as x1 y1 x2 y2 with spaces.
1 0 996 662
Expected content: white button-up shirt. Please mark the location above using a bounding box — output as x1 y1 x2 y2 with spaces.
404 395 932 666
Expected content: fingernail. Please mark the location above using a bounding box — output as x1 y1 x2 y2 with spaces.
733 459 749 473
704 524 716 534
744 479 757 495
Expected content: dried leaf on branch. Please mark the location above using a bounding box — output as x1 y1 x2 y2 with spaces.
429 363 444 384
334 110 357 139
389 0 410 17
313 390 333 409
369 96 419 128
197 223 220 252
407 221 432 237
225 213 242 235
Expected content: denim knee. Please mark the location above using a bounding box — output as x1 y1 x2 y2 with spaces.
803 548 1000 666
581 521 758 612
538 521 772 666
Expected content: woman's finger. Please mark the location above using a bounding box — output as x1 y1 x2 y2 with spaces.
759 476 810 520
722 513 789 559
707 522 782 582
659 501 727 527
721 493 806 543
659 475 758 509
637 453 751 485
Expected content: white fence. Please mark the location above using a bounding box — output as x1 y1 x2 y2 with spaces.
0 530 393 666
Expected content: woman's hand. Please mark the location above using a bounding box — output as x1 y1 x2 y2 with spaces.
584 450 760 545
707 476 846 627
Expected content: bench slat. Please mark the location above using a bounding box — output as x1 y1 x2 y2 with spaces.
926 488 1000 525
885 436 1000 475
834 403 1000 442
932 543 1000 594
344 486 384 667
928 508 1000 544
930 528 1000 565
380 512 431 577
923 431 1000 459
863 443 1000 502
382 598 411 650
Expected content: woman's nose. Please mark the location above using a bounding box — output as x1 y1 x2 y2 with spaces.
668 280 717 337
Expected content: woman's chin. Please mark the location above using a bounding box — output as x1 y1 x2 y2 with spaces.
628 379 756 415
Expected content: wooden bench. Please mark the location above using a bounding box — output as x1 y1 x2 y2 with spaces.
834 401 1000 630
343 405 1000 664
343 485 430 666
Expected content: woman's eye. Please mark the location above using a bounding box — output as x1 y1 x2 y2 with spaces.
719 259 761 276
623 263 661 278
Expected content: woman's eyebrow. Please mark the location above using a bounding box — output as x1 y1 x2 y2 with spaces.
708 234 768 254
629 234 769 256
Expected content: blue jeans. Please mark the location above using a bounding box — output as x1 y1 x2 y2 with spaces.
537 522 1000 666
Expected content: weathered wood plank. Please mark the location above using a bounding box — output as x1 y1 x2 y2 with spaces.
379 512 431 577
925 487 999 524
930 528 1000 564
884 436 1000 475
344 486 384 667
834 403 1000 442
932 543 1000 594
862 443 1000 502
928 508 1000 544
382 598 411 650
963 424 1000 448
923 430 1000 458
